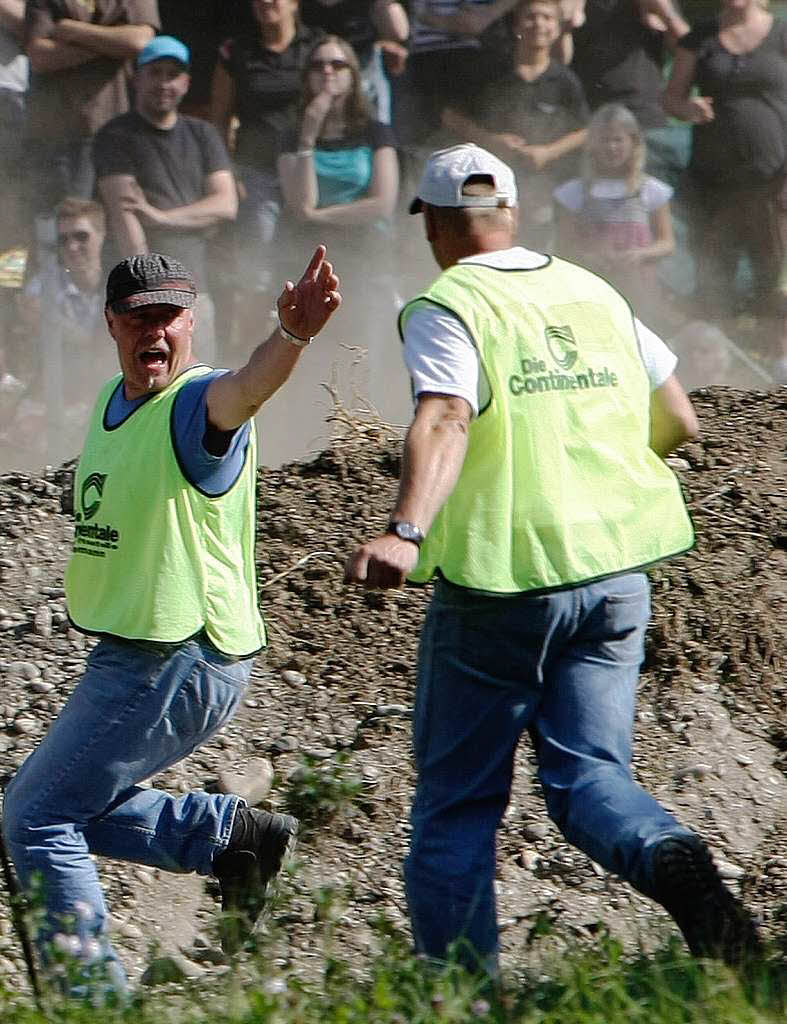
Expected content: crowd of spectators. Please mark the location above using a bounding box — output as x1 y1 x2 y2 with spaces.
0 0 785 466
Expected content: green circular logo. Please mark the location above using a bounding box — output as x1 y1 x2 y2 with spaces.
81 473 106 521
545 326 578 371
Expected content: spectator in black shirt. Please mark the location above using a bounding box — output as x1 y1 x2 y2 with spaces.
664 0 787 378
442 0 589 249
209 0 323 334
94 35 238 364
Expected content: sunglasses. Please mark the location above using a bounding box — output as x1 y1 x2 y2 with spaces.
309 58 350 72
57 230 92 245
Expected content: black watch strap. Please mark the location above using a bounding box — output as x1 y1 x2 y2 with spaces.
387 520 425 546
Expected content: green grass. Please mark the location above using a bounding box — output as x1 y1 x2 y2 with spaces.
2 923 786 1024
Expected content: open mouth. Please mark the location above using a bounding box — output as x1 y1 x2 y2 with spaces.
139 349 168 369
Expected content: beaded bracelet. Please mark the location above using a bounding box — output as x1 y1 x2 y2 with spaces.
278 319 313 347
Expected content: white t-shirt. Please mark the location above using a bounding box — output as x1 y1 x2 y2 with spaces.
403 247 678 417
552 176 673 213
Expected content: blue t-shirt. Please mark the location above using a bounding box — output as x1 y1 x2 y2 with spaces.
105 368 251 496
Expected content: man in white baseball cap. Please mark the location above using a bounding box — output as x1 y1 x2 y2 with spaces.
347 143 761 974
408 143 518 213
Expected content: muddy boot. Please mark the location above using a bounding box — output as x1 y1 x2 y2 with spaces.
651 834 762 968
213 807 298 954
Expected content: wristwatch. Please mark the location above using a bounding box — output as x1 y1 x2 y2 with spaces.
387 520 425 546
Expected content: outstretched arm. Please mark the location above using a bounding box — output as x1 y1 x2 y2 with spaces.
206 246 342 431
344 392 472 588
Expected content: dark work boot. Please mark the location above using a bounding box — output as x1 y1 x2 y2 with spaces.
213 806 298 954
651 834 762 967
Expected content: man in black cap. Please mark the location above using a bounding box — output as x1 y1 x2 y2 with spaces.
2 247 341 998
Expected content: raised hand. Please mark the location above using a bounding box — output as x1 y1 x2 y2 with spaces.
300 91 333 147
688 95 714 124
277 245 342 341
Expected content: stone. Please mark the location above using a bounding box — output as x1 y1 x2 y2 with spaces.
140 952 205 985
6 661 40 681
217 758 274 806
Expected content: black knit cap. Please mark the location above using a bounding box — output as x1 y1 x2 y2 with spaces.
105 253 197 313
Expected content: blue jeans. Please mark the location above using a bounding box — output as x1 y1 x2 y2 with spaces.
2 633 253 983
404 573 692 969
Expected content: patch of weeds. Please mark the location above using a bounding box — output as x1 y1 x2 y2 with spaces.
280 752 363 832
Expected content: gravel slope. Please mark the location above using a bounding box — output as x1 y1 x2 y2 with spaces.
0 386 785 995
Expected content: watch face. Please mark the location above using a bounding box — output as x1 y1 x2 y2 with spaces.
391 521 424 544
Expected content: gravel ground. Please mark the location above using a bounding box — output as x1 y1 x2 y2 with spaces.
0 386 785 998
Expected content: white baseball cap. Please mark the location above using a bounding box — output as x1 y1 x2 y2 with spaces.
409 143 518 214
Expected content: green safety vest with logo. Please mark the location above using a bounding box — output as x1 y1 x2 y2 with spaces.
65 366 266 656
399 255 694 593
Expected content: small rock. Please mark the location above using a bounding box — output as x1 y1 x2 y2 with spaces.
674 763 712 782
6 661 41 681
185 943 227 966
12 718 37 735
522 822 549 842
140 952 205 986
281 669 306 686
271 734 298 753
301 746 334 760
217 758 274 806
715 859 745 881
30 680 56 694
375 703 411 718
33 606 52 638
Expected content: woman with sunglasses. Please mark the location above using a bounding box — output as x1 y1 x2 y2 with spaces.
277 35 402 416
278 36 398 236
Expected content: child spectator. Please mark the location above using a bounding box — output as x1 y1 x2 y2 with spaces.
442 0 589 249
553 103 675 326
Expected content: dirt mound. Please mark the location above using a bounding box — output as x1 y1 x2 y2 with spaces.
0 387 785 992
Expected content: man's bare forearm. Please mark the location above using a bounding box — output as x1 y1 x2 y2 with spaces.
391 395 470 533
154 193 237 230
53 20 154 60
207 327 305 430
